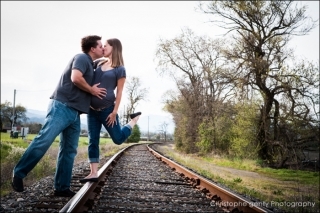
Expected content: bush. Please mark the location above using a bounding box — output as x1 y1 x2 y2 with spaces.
229 102 260 158
102 132 109 138
1 143 26 191
127 125 141 143
0 142 56 195
3 142 26 163
0 142 12 161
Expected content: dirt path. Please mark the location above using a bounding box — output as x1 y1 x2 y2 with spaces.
197 160 283 183
152 142 318 212
154 142 285 184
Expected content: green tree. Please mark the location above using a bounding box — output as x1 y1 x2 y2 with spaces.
199 0 319 166
23 122 42 134
228 102 260 159
196 119 215 154
127 125 141 143
1 101 28 130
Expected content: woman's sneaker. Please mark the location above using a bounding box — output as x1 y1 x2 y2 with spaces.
130 112 142 119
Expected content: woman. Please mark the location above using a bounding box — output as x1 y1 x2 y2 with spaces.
80 38 141 183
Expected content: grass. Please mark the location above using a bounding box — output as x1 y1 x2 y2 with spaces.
0 132 143 196
0 133 116 161
153 143 320 213
1 133 319 212
203 155 261 171
203 153 318 186
256 167 319 185
0 133 34 149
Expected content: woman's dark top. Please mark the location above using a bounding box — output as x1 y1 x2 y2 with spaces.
90 66 126 109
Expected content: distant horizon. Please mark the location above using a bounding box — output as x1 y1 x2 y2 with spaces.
26 108 175 134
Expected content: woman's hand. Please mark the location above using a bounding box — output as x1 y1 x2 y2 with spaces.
106 111 117 127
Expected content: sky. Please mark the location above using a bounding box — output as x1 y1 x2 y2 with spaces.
1 1 319 133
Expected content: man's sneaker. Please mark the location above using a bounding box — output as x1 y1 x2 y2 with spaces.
54 189 76 197
11 176 24 192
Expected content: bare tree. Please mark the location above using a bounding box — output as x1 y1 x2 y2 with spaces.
156 27 236 152
124 76 148 122
158 121 169 142
199 0 319 165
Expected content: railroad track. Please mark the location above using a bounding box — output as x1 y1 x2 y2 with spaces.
60 143 272 213
7 143 273 212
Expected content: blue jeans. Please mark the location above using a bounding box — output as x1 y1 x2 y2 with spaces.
13 99 80 191
87 105 132 163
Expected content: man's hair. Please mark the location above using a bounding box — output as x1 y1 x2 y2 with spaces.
81 35 102 53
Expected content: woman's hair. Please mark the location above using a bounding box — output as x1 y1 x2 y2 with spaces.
103 38 124 67
81 35 102 53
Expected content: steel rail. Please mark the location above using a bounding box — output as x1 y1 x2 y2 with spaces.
59 143 272 213
59 144 135 213
147 144 272 213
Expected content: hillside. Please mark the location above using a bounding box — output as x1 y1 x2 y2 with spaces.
26 109 175 134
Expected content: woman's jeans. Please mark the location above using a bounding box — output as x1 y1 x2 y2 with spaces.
13 99 80 191
87 105 132 163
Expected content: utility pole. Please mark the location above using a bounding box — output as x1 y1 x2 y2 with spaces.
147 116 149 141
12 89 16 130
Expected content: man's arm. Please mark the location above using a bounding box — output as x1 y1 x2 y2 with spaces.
71 69 106 99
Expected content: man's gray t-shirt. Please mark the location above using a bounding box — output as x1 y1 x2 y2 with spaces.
50 53 94 113
90 66 126 109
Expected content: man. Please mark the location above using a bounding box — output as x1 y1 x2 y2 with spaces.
11 35 106 197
